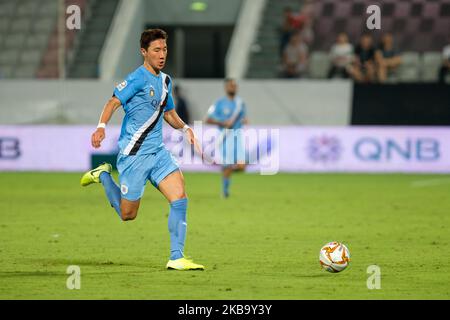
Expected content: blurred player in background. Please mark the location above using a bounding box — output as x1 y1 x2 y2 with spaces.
80 29 204 271
206 79 248 198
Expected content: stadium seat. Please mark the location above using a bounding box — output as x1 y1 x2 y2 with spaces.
24 33 50 50
421 52 443 82
33 18 56 33
16 1 40 17
0 49 18 65
10 19 32 33
398 52 420 82
13 64 37 78
0 2 16 18
309 51 331 79
20 51 43 65
37 1 58 17
0 17 10 34
0 65 14 78
3 34 26 49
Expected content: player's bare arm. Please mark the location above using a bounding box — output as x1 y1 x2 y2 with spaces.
91 96 122 149
164 109 196 144
205 117 230 129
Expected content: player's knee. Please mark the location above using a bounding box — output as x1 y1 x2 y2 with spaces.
121 208 138 221
236 164 246 172
171 191 187 202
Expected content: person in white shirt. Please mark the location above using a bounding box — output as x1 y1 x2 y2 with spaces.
327 33 355 79
282 33 309 78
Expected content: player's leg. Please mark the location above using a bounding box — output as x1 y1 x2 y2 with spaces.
158 170 188 261
222 165 233 198
116 153 151 221
221 132 237 198
99 170 141 221
81 162 123 219
120 198 140 221
99 161 144 221
222 130 246 197
151 149 204 270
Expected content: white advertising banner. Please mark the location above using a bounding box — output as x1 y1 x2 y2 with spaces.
0 125 449 173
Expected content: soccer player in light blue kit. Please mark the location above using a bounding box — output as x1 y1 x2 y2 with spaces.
206 79 248 198
80 29 204 271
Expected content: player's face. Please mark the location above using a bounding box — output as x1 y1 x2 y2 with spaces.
142 39 167 71
225 80 237 96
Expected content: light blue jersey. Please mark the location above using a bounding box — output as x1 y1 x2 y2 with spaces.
207 96 247 130
112 65 179 200
207 96 247 167
113 65 175 156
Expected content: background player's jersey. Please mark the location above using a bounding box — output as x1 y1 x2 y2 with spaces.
207 96 247 130
113 66 175 156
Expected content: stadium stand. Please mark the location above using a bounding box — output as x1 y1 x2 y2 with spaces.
247 0 450 81
0 1 56 78
0 0 118 79
68 0 119 78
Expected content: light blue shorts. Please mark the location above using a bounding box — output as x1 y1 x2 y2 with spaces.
220 130 246 168
117 148 179 201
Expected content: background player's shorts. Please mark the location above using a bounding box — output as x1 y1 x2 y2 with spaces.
220 130 246 168
117 147 179 201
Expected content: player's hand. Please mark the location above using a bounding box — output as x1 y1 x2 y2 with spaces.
185 128 196 145
91 128 105 149
223 120 233 129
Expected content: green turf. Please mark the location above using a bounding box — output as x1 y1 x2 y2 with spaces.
1 172 449 300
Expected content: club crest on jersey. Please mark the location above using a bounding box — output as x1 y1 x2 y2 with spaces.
149 87 155 97
116 80 127 91
121 184 128 195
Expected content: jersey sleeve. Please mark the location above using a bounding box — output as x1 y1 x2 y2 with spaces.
240 102 247 118
164 79 175 112
113 74 144 106
207 101 221 121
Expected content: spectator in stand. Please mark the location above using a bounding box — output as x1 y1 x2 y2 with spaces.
438 38 450 84
289 0 315 46
281 33 309 78
375 33 402 83
352 33 377 83
279 7 295 57
173 85 190 125
328 33 355 79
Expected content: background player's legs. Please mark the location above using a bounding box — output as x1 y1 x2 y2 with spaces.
222 163 246 198
158 170 188 260
222 166 233 198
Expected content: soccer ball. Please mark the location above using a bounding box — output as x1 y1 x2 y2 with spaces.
319 242 350 273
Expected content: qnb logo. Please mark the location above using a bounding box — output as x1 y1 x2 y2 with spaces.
0 137 21 159
354 138 440 162
307 136 342 163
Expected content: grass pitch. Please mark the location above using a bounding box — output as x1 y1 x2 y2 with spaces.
1 172 449 299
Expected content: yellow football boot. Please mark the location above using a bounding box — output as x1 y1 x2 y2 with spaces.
80 163 112 186
166 257 205 271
